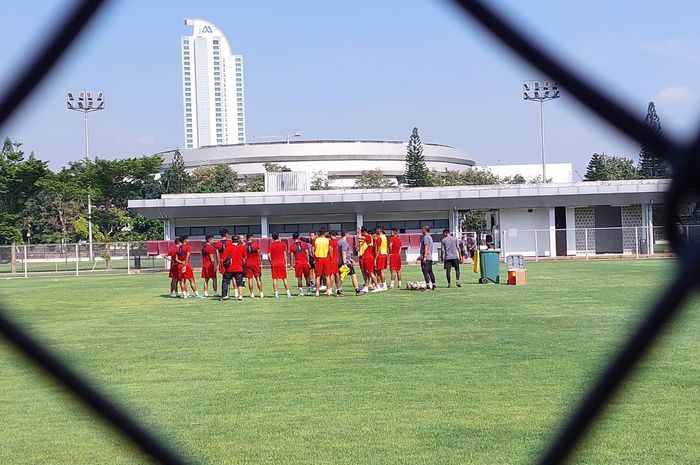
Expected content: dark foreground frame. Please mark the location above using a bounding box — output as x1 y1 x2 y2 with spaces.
0 1 697 464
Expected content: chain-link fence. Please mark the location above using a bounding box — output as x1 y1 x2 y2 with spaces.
1 1 699 465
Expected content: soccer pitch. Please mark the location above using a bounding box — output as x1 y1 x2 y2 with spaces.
0 260 698 465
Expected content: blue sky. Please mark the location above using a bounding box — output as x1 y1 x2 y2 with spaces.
2 0 700 174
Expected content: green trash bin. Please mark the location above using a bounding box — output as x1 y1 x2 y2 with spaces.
479 250 501 284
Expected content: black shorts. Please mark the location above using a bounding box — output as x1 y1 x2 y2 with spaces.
233 271 245 287
444 259 460 270
343 263 356 276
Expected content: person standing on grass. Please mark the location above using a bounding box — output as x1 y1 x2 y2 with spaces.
374 226 388 291
291 232 312 296
224 235 247 301
268 232 292 299
201 235 219 297
313 227 333 297
328 230 342 296
176 236 203 298
215 228 232 278
419 225 436 291
441 229 461 288
358 226 378 293
244 233 264 298
388 228 403 289
167 237 182 298
338 230 361 295
219 238 236 301
300 231 317 291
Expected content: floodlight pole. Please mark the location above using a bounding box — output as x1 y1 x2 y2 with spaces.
67 90 105 261
540 99 546 183
523 81 560 183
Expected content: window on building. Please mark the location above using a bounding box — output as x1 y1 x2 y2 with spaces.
237 98 243 102
216 118 222 122
214 66 220 71
216 123 222 127
237 93 242 97
213 40 219 44
215 98 221 102
185 98 191 102
214 72 220 76
236 78 242 82
184 66 190 71
185 92 191 97
186 124 192 128
216 113 222 117
215 92 221 96
217 139 223 144
237 112 243 117
186 118 192 122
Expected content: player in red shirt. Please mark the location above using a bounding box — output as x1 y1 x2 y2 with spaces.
175 236 202 298
328 230 342 296
220 234 247 301
200 235 218 297
268 232 291 299
388 228 403 289
291 232 311 296
357 226 378 293
166 237 182 298
214 228 233 276
245 233 264 298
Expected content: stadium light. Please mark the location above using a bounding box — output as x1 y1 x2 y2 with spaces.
67 90 105 261
523 80 560 183
286 131 301 144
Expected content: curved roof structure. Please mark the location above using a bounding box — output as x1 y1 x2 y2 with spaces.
160 140 475 180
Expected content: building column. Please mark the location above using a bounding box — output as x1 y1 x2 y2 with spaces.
449 208 461 236
260 216 269 238
163 218 175 240
644 203 654 256
548 207 556 257
356 213 364 231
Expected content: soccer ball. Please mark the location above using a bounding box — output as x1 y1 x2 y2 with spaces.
407 282 418 290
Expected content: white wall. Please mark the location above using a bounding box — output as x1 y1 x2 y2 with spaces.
481 163 573 183
500 208 551 257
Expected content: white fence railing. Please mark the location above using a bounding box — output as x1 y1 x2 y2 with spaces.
0 225 696 277
496 225 695 260
0 242 168 277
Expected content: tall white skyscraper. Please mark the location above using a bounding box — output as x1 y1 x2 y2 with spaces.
181 18 245 149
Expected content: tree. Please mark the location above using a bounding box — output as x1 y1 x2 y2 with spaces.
585 153 639 181
585 152 607 181
310 171 333 190
161 150 192 194
0 138 49 244
404 127 430 187
436 168 501 186
192 164 238 193
263 162 291 172
638 102 670 178
354 169 395 189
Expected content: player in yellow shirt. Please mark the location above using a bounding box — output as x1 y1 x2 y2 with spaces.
374 226 389 291
312 227 333 297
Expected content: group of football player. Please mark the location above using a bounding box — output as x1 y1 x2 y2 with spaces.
165 226 405 300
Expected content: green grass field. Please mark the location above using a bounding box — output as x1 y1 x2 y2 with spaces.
0 260 698 465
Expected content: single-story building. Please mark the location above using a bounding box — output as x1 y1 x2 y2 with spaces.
129 179 669 260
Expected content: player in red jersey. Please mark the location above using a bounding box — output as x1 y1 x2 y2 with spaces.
214 228 232 276
175 236 202 298
268 232 291 298
200 235 219 297
291 232 312 296
388 228 403 289
166 237 182 298
328 230 342 296
244 233 264 298
220 234 247 301
357 226 378 293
